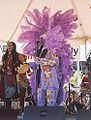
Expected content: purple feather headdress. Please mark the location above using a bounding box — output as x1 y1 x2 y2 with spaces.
18 7 77 55
17 6 78 82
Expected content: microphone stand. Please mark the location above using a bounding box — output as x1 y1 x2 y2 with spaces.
35 40 43 106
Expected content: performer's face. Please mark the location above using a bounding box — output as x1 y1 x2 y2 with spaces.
38 37 44 47
7 42 13 52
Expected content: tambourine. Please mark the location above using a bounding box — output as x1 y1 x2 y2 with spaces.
17 63 31 74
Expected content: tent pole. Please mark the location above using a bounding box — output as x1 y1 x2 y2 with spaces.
8 0 34 41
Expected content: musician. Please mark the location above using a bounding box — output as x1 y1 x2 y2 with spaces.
29 37 59 106
0 42 27 113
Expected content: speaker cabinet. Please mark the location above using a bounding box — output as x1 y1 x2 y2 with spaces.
23 106 65 120
77 110 91 120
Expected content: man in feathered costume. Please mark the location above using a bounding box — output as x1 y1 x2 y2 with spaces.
18 7 78 106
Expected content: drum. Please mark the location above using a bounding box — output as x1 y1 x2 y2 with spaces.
17 63 32 74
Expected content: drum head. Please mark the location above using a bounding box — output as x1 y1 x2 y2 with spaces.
17 64 29 74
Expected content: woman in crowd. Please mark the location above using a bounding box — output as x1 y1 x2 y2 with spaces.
0 42 27 114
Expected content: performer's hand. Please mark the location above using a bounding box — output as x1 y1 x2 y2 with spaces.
36 57 40 64
15 67 18 72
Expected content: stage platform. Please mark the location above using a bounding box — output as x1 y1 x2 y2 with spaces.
0 106 91 120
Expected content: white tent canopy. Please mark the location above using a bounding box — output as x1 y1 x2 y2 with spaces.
0 0 91 60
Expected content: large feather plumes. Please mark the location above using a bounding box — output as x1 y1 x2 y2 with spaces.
18 6 78 82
